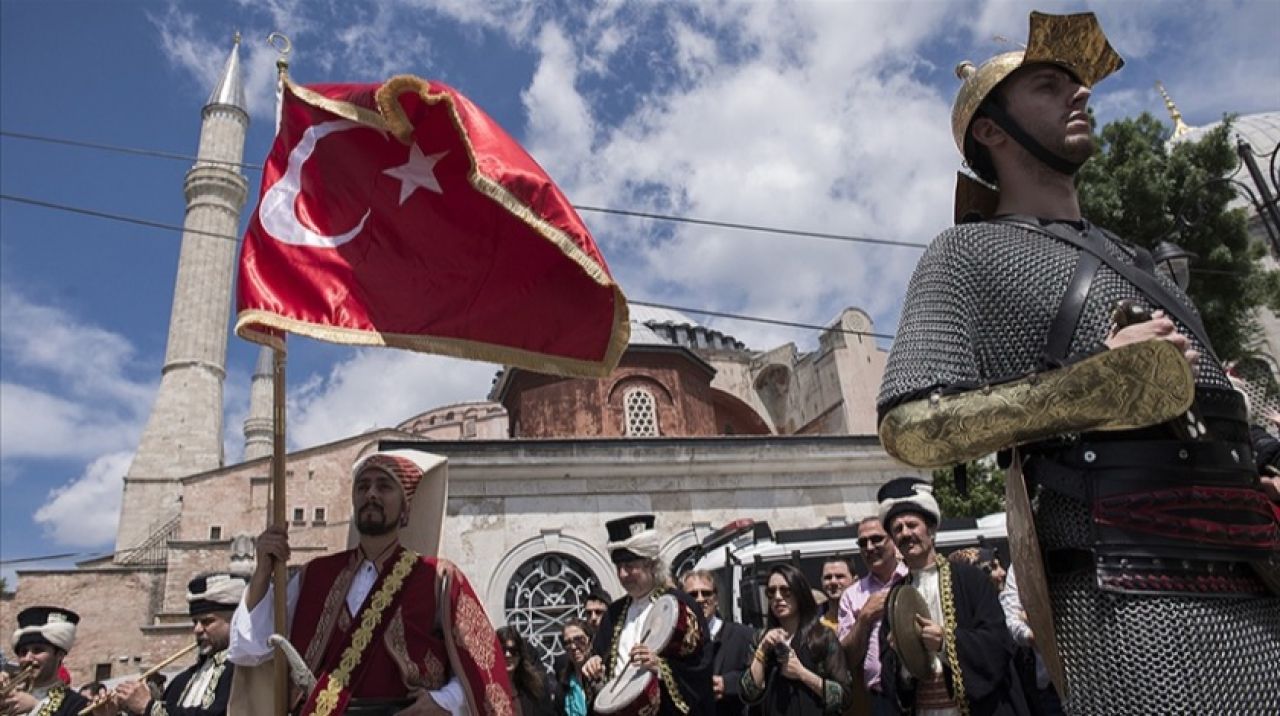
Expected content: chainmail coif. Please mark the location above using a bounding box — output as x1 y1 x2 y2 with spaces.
880 220 1280 714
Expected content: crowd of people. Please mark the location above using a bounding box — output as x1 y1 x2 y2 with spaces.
0 481 1051 716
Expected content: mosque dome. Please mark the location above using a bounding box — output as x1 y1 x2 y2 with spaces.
628 303 747 351
1166 109 1280 209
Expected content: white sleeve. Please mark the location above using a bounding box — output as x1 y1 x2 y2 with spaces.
998 564 1034 646
228 572 302 666
429 677 469 715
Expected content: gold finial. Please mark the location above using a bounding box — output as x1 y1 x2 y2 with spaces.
1156 81 1192 139
955 61 977 81
268 32 292 75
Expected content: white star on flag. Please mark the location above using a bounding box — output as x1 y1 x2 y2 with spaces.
383 144 448 205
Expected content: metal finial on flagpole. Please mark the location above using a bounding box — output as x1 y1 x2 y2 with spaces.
268 32 292 76
992 34 1027 50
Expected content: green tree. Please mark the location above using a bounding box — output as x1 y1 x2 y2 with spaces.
931 459 1005 519
1077 112 1280 362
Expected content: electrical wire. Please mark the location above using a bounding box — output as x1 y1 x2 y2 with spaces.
0 128 927 249
0 192 892 340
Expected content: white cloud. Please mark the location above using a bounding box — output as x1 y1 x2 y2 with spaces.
32 451 133 547
288 349 497 449
148 3 293 119
0 383 142 460
0 288 155 459
0 288 157 546
515 4 957 349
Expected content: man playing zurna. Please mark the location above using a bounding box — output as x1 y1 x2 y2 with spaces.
227 450 514 715
582 515 714 715
876 478 1023 715
877 10 1280 713
0 607 90 715
113 574 244 715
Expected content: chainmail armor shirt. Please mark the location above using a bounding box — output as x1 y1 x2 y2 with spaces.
880 220 1280 714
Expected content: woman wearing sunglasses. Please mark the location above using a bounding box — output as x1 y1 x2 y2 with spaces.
555 619 599 716
497 626 556 716
742 564 852 715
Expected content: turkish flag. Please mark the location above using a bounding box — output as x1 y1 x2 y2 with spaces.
235 76 629 377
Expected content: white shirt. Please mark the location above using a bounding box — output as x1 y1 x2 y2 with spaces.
178 653 223 707
998 565 1049 689
708 615 723 641
615 598 653 669
228 562 466 714
907 562 959 716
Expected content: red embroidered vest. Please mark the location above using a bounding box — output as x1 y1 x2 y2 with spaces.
290 549 452 698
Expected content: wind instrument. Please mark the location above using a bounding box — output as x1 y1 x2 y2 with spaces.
0 661 38 697
76 642 199 716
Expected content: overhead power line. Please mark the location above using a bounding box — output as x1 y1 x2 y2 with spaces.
0 555 86 566
0 192 892 340
0 128 927 249
0 129 263 171
573 205 927 249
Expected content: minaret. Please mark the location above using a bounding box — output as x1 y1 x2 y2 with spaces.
1156 81 1193 140
242 346 274 462
115 35 250 556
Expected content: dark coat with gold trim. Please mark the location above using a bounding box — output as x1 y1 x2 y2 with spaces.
592 588 714 716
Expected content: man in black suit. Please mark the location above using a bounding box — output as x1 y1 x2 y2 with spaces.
682 569 753 716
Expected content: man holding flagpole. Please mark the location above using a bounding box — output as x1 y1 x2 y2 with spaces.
227 42 630 716
228 450 513 715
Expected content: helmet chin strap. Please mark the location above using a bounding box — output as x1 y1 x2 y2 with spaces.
980 100 1084 176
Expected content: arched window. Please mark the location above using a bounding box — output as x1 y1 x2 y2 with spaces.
504 552 602 669
624 387 659 437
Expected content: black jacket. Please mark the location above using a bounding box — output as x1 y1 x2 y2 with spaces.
710 618 754 716
879 563 1028 716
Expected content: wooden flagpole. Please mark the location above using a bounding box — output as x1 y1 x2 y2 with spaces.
271 347 288 716
267 35 293 716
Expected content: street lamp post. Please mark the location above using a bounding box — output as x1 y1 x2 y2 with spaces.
1236 138 1280 257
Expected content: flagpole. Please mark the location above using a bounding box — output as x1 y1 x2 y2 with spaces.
266 33 293 716
271 347 288 716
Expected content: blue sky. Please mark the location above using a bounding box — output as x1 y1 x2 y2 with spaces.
2 0 1277 581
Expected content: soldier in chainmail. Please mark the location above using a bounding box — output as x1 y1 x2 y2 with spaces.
877 11 1280 715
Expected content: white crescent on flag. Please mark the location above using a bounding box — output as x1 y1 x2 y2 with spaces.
259 119 371 249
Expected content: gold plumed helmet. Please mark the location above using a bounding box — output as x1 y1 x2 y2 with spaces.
951 12 1124 221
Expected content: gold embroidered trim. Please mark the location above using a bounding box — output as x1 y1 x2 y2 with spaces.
384 609 425 690
237 305 628 379
33 686 65 716
454 593 496 670
288 80 388 130
312 549 418 716
606 595 627 679
483 681 515 716
200 653 226 707
657 656 688 714
421 648 447 690
304 553 360 674
937 556 970 716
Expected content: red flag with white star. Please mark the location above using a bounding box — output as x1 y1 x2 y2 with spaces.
235 76 629 377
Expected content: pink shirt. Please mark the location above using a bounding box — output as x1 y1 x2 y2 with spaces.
836 562 908 691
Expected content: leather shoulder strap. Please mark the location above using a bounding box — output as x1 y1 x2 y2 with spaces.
1044 247 1101 367
997 217 1215 356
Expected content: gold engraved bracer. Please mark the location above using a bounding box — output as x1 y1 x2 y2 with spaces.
879 340 1194 468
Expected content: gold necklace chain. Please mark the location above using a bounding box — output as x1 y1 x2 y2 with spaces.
936 555 970 716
